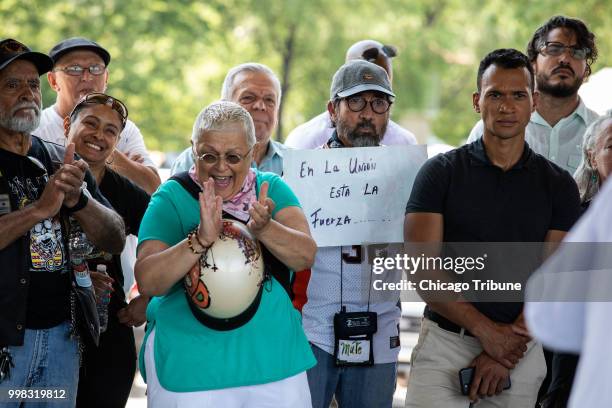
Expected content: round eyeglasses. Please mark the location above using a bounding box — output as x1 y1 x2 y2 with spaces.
193 147 252 165
341 95 392 114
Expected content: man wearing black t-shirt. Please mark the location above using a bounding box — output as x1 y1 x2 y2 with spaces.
0 39 125 406
403 49 581 407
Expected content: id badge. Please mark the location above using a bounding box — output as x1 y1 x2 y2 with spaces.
333 310 377 366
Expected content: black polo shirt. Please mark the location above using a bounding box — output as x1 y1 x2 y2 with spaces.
405 138 580 322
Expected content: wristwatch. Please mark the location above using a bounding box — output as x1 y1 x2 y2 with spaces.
65 185 91 213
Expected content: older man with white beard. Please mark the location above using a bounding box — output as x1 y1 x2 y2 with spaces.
0 39 125 407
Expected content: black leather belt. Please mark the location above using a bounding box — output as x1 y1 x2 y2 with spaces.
424 308 474 337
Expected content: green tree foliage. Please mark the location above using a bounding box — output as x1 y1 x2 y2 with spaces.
2 0 610 151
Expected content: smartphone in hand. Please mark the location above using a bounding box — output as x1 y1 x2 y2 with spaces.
459 367 511 396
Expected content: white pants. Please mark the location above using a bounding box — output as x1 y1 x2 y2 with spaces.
405 318 546 408
145 329 313 408
120 235 138 293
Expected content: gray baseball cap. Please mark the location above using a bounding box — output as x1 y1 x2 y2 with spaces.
330 60 395 100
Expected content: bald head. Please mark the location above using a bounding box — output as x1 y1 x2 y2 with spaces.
345 40 397 82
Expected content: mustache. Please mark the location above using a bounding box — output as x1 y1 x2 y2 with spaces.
11 101 41 116
552 64 575 76
356 121 375 130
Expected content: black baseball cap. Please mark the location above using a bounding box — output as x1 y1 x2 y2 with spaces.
330 60 395 100
0 38 53 75
49 37 111 66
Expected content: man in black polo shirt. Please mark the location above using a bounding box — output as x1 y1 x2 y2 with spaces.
403 49 580 407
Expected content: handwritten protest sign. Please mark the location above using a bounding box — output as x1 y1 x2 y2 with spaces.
283 145 427 247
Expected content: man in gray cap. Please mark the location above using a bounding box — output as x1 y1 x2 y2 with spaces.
302 60 401 408
0 38 125 405
285 39 416 148
35 37 160 194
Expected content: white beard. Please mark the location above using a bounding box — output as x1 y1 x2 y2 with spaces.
0 103 41 134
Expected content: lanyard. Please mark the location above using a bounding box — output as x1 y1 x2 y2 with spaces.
340 245 373 311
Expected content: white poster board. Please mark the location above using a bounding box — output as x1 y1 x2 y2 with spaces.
283 145 427 247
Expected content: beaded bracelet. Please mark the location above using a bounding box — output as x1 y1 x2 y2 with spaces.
192 228 210 249
187 229 208 254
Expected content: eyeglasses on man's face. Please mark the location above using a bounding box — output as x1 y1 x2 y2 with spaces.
54 64 106 76
193 147 252 166
540 42 590 60
341 95 392 114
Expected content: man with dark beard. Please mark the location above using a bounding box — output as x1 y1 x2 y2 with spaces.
302 60 401 408
468 16 599 173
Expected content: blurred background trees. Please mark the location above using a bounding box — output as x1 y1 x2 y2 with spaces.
3 0 611 152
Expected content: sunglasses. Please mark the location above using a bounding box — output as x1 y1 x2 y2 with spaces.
361 44 398 62
69 92 128 129
540 42 590 60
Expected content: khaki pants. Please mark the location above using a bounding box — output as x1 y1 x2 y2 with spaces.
405 318 546 408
